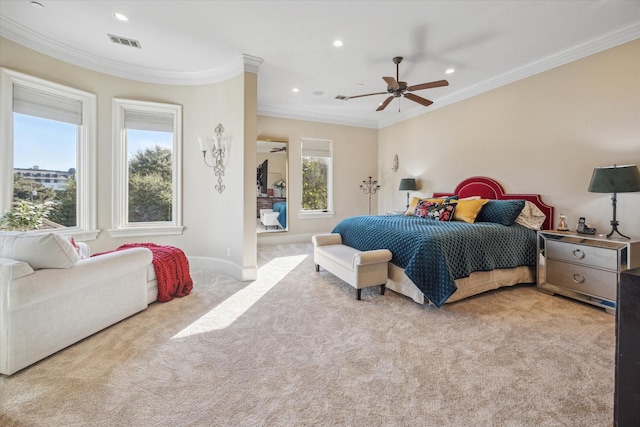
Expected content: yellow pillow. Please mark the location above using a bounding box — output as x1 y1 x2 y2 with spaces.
451 199 489 223
404 197 450 216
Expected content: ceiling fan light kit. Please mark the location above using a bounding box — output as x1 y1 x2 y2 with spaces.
339 56 449 111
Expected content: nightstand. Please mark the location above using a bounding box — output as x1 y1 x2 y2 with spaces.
537 230 640 314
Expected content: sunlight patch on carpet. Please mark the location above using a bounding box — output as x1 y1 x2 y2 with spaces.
172 254 307 338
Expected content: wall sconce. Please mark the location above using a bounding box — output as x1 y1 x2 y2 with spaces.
198 123 227 193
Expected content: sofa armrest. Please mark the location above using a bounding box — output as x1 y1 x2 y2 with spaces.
354 249 392 266
312 233 342 247
1 258 35 281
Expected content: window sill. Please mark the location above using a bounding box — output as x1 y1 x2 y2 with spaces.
108 225 184 238
298 211 335 219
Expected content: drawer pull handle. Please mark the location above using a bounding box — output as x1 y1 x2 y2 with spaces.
572 249 585 259
572 273 585 284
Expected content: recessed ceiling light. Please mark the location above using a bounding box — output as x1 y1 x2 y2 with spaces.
333 40 344 48
445 68 455 74
30 1 44 9
313 90 324 96
357 83 364 87
113 12 128 22
292 88 299 93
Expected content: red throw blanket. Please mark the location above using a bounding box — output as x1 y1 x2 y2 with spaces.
93 243 193 303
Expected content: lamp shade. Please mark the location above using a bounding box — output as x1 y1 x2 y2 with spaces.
398 178 417 191
588 164 640 193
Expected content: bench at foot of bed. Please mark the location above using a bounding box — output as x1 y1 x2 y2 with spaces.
312 233 391 300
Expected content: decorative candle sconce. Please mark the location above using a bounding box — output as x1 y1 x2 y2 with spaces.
360 176 381 215
198 123 227 193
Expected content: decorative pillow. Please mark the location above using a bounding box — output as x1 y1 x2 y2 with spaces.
450 199 489 223
69 237 87 259
414 200 456 221
0 233 79 269
404 195 458 216
476 199 526 226
515 201 547 230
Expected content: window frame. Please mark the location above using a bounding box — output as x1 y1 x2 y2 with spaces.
0 68 98 239
110 98 183 237
299 137 334 219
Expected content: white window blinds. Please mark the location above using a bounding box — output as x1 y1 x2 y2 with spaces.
302 139 331 158
124 109 174 133
13 83 83 125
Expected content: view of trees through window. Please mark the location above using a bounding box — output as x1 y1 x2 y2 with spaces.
302 157 328 210
126 129 173 223
11 113 78 229
8 114 173 231
301 138 332 212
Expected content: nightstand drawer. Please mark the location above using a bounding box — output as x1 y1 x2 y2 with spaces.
547 240 618 271
547 259 617 301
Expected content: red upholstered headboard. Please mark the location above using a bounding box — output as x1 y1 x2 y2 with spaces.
433 176 554 230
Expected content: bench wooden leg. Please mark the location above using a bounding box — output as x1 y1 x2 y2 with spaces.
356 289 362 300
380 284 386 295
315 264 319 272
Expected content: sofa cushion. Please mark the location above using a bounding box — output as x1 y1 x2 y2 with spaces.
0 233 79 269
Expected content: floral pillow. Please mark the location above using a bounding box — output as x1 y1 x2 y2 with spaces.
414 200 456 221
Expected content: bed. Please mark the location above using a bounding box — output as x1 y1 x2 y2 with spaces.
331 177 554 306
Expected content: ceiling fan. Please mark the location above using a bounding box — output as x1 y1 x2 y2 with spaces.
270 146 286 153
340 57 449 111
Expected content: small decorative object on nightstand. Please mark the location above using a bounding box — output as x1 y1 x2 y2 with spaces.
556 212 569 231
537 230 640 314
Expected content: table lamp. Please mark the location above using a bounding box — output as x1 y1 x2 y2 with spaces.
588 164 640 239
398 178 417 209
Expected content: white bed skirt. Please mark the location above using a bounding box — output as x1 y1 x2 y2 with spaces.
386 264 536 305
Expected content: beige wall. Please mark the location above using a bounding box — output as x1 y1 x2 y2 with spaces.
1 37 258 278
379 39 640 236
257 116 378 244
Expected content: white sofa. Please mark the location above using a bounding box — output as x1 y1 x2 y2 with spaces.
312 233 392 300
0 233 154 375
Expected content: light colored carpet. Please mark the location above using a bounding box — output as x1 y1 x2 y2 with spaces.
1 243 615 426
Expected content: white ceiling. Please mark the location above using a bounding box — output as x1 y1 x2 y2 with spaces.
1 1 639 129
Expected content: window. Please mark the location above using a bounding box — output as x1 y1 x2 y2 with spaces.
300 138 333 216
0 68 97 238
110 99 183 237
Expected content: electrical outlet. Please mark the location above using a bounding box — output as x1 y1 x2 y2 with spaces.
226 248 231 257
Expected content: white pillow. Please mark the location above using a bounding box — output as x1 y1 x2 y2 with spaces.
515 201 546 230
0 233 79 269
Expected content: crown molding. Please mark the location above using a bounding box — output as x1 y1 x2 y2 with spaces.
257 105 378 129
0 16 262 85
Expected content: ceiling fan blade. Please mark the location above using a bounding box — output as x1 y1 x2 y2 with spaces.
407 80 449 91
404 92 433 107
347 91 389 99
376 96 394 111
383 76 399 90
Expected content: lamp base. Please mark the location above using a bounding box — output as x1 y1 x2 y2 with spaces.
607 221 631 239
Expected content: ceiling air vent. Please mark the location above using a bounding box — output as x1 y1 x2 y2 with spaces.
108 34 142 49
334 95 350 101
